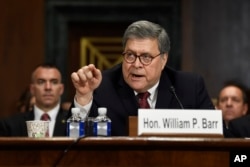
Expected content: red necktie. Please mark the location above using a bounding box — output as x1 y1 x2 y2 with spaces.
138 92 150 108
40 113 50 121
40 113 50 137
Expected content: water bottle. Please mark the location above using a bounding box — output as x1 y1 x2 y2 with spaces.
67 107 85 138
93 107 111 136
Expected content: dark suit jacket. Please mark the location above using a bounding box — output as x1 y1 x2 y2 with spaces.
225 114 250 138
87 64 215 136
0 108 68 137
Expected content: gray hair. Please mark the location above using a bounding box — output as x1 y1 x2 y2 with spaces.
122 20 170 54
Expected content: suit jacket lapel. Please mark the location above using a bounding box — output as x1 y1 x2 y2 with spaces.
24 111 35 120
118 77 139 116
155 70 173 109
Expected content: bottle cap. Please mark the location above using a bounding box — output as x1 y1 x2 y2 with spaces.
98 107 107 116
71 107 80 115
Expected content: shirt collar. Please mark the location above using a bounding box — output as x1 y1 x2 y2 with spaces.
34 103 60 121
134 81 159 100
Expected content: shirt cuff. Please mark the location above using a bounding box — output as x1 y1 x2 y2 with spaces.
74 97 93 119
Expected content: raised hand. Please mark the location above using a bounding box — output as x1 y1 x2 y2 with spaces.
71 64 102 105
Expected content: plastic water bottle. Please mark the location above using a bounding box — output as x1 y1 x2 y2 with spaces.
67 107 85 138
93 107 111 136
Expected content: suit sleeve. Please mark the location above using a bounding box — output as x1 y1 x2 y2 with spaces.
195 75 215 109
0 120 10 136
227 115 250 138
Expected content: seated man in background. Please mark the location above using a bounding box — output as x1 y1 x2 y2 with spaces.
70 20 215 136
224 83 250 137
216 80 249 129
0 63 69 137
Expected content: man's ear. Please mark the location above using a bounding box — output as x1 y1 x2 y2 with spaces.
161 53 168 69
60 84 65 96
243 104 248 115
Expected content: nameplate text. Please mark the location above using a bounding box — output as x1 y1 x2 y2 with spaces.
138 109 223 136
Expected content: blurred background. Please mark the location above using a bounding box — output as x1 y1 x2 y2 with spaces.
0 0 250 117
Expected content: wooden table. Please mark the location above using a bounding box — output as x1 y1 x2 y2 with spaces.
0 137 249 167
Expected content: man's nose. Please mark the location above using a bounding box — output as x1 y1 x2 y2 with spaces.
226 99 233 106
45 82 52 89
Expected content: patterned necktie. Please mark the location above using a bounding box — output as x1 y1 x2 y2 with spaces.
40 113 50 121
40 113 50 137
137 92 150 108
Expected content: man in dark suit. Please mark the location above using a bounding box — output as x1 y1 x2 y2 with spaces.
71 20 215 136
0 63 68 137
225 115 250 138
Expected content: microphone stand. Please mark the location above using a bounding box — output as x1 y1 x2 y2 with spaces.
169 86 184 109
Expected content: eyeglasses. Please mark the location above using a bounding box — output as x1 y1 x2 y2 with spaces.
122 51 162 65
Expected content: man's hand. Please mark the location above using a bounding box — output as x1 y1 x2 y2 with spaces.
71 64 102 105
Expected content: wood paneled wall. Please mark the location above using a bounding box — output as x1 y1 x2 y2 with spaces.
182 0 250 98
0 0 44 117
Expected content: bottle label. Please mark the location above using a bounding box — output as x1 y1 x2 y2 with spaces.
67 121 85 138
93 122 111 136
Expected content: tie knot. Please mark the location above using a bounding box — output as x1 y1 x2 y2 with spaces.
137 92 150 100
137 92 150 109
40 113 50 121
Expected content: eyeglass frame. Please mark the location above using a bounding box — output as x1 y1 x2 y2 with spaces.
122 51 163 65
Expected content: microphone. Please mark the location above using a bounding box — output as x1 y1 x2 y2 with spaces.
169 86 184 109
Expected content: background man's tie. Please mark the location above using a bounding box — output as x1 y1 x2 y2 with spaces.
40 113 50 137
138 92 150 108
40 113 50 121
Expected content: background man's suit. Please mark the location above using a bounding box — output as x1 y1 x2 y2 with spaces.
0 108 68 136
225 115 250 137
88 64 215 136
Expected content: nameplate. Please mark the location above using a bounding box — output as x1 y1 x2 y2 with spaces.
138 109 223 136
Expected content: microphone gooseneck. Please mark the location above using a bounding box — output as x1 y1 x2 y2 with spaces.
169 86 184 109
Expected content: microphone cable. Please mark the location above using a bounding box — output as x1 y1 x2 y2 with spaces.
169 86 184 109
53 109 93 166
53 135 87 167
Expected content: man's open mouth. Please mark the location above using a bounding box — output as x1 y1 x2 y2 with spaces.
132 74 144 78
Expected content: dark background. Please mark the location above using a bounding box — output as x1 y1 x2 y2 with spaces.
0 0 250 117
